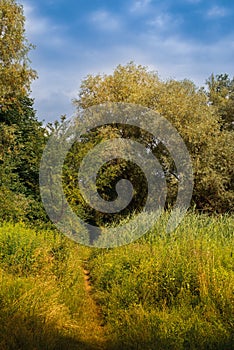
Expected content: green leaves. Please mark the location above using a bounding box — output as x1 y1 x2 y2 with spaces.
71 63 233 215
206 73 234 131
0 0 37 110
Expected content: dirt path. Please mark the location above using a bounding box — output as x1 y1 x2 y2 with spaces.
83 268 92 292
79 261 107 350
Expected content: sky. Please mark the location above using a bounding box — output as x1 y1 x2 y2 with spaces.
21 0 234 123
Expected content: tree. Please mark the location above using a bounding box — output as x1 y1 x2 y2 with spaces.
62 122 150 226
0 96 48 223
0 1 47 223
0 0 36 111
1 97 46 195
69 63 233 216
206 73 234 131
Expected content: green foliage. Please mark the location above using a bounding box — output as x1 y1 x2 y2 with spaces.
88 212 234 349
70 63 233 216
62 122 149 227
0 187 29 222
0 0 37 110
0 97 47 223
0 97 46 194
75 62 160 110
206 73 234 131
0 1 47 224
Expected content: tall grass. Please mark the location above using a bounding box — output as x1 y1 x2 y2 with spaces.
88 212 234 349
0 222 104 350
0 213 233 349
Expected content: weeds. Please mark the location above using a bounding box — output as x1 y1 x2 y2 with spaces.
88 212 234 349
0 213 233 349
0 222 104 350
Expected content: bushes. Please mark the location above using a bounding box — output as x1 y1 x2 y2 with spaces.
0 187 29 223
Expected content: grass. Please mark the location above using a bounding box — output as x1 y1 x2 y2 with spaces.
0 222 105 350
88 212 234 349
0 212 233 349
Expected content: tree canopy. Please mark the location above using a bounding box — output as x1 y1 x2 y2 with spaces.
70 63 233 218
0 0 46 223
0 0 36 111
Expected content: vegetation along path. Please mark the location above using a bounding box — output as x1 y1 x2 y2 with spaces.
79 258 107 350
0 224 109 350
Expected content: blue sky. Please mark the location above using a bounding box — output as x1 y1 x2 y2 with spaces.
22 0 234 122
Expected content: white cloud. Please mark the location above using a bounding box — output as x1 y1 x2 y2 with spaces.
30 44 151 122
22 1 66 48
207 6 229 18
31 30 234 122
130 0 152 13
135 30 234 86
89 10 121 31
149 13 171 29
21 2 80 121
148 13 182 31
23 3 48 36
22 1 234 123
31 65 80 122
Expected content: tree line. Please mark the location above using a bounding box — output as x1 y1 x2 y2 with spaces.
0 0 233 226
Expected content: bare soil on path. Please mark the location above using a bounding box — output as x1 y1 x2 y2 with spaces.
78 261 107 350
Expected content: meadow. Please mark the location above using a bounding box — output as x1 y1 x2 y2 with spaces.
0 222 104 350
0 212 233 349
88 212 234 349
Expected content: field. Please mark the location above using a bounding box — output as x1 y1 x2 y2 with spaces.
0 212 233 349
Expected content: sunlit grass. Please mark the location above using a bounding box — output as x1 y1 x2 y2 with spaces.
88 212 234 349
0 222 104 350
0 213 233 349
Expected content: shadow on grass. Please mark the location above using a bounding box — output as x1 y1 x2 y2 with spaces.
1 313 233 350
0 313 108 350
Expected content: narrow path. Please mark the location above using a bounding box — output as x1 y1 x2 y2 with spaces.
83 268 92 293
77 259 107 350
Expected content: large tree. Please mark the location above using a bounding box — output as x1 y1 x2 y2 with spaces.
68 63 233 216
0 0 46 223
0 0 36 111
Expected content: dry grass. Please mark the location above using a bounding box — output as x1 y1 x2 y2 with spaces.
0 222 107 350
